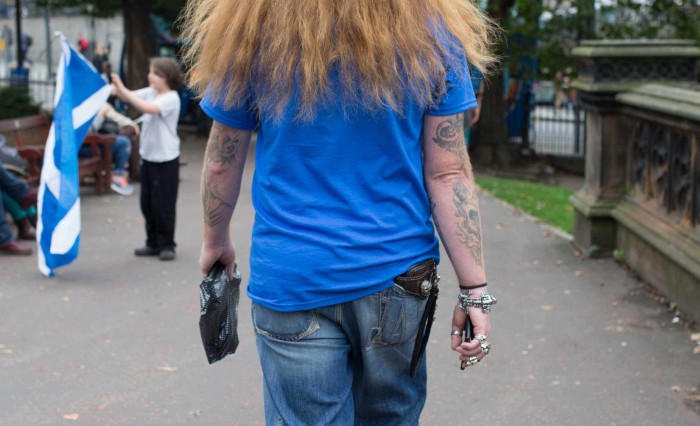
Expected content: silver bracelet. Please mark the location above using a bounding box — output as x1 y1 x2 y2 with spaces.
457 289 497 314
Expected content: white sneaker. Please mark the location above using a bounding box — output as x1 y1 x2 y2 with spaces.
111 175 134 196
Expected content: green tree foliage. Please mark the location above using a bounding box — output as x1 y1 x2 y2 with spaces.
509 0 700 79
598 0 700 42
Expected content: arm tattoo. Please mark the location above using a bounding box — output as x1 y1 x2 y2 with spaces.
432 113 466 158
431 200 454 261
201 125 244 227
202 176 233 227
452 180 483 266
206 127 242 164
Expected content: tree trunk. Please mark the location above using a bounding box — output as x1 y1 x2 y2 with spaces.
471 0 516 167
122 0 156 90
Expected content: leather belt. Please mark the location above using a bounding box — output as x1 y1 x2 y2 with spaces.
394 258 436 299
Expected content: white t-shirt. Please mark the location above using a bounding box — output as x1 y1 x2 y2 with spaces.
135 87 181 162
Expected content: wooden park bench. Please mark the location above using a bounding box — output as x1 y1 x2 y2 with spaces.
0 114 116 194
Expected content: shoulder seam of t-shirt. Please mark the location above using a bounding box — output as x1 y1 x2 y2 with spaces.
426 98 478 117
200 100 257 131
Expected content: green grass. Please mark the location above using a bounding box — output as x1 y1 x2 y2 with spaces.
475 177 574 234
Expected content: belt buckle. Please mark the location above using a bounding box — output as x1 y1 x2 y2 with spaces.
420 279 432 297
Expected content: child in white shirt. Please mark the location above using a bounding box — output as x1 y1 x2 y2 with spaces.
111 57 182 261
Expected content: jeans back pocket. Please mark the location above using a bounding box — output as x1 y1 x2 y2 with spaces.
252 302 320 342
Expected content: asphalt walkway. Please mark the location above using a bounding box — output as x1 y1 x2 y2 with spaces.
1 132 698 425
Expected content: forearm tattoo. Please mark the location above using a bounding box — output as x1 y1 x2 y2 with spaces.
432 113 466 158
201 125 241 227
202 177 233 227
452 180 483 266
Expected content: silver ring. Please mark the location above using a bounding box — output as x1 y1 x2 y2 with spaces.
451 330 462 336
466 356 478 366
474 335 491 354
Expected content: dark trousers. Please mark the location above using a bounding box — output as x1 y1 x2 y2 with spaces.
140 157 179 251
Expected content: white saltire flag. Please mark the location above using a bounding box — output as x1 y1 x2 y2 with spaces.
37 36 111 276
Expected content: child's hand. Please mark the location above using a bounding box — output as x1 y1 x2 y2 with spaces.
110 72 125 92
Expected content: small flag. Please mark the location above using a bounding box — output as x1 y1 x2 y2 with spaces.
37 36 111 276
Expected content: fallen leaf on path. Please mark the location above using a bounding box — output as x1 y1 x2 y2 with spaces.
63 414 80 420
189 410 202 417
574 271 584 276
157 365 178 372
0 349 12 355
685 395 700 402
540 305 553 311
542 231 551 238
693 346 700 355
690 333 700 341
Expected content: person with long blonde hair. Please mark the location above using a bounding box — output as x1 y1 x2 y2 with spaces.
184 0 499 423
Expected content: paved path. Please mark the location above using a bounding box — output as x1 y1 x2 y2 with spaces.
1 132 699 425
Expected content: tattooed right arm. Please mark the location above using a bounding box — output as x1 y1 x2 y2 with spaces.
199 121 252 275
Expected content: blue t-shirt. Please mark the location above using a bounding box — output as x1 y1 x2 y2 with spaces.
201 54 476 312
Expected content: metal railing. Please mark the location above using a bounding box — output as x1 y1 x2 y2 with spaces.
529 103 586 157
527 81 586 158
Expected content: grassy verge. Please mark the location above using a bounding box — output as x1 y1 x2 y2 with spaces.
475 176 574 234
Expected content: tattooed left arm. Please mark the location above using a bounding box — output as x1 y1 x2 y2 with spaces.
422 113 486 286
423 112 491 366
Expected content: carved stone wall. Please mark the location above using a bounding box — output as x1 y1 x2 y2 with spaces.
579 60 697 83
571 41 700 323
630 119 698 227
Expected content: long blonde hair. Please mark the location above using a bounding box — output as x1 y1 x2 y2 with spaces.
181 0 497 122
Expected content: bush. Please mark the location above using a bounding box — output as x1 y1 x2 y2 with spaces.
0 85 40 120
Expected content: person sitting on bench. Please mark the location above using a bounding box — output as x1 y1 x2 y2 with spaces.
78 104 138 195
0 162 37 255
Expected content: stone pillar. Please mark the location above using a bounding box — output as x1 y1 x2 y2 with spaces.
569 40 700 256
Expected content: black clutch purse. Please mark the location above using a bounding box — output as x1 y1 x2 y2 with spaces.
199 262 242 364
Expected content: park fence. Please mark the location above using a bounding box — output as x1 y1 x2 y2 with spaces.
528 82 586 159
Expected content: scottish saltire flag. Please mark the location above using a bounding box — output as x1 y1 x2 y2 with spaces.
37 36 111 276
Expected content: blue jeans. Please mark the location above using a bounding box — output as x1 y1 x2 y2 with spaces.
78 135 131 174
252 284 428 426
